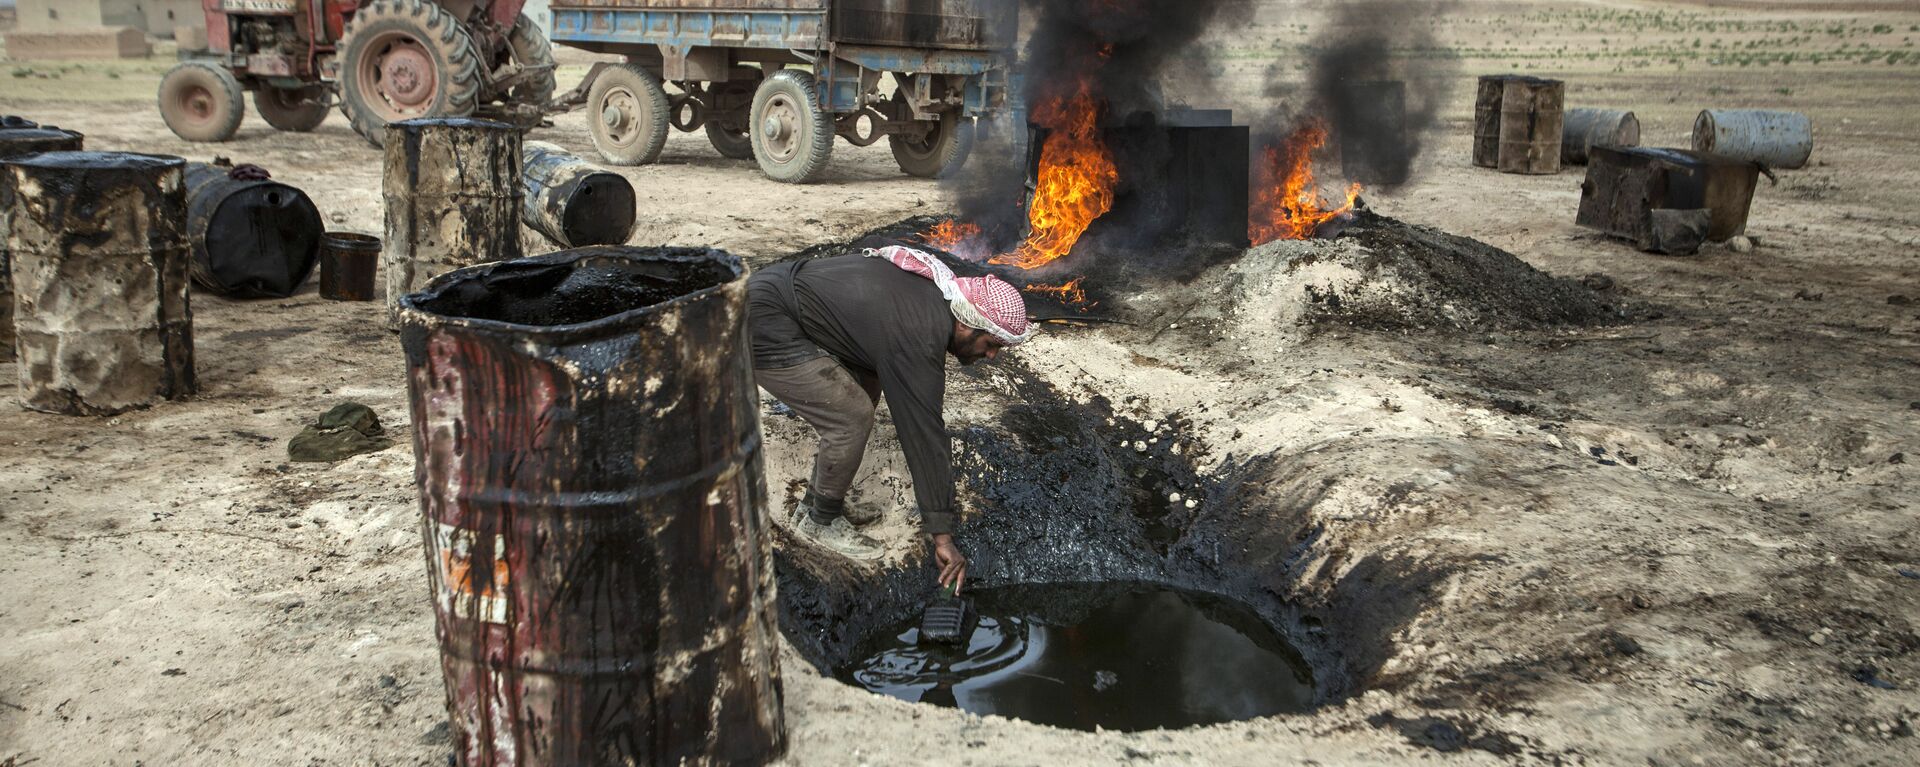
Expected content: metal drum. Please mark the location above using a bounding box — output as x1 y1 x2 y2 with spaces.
0 151 195 415
1496 76 1564 174
1472 75 1504 168
397 246 784 766
1561 108 1640 165
383 118 523 322
0 118 84 362
520 141 638 248
1693 109 1812 169
183 162 324 298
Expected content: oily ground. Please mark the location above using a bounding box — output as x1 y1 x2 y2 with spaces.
3 0 1919 764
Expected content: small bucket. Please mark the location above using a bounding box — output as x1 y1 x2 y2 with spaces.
320 232 380 301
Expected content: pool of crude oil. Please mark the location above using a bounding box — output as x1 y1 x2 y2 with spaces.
836 582 1315 732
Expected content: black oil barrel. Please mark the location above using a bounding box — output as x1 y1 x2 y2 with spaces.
183 163 324 298
521 141 638 248
1 151 195 415
396 246 784 766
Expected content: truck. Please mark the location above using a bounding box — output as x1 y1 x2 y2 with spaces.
545 0 1018 182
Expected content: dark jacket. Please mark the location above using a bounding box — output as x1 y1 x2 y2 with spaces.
748 254 957 534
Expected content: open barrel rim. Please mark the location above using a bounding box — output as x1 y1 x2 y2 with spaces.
397 245 745 341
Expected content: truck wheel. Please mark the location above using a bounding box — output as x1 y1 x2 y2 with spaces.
254 86 330 132
337 0 480 146
750 69 834 184
703 78 757 159
588 64 670 165
158 62 244 142
505 13 556 107
890 98 975 179
706 122 754 159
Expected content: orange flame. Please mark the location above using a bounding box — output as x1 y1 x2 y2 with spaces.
1026 277 1092 307
923 219 981 250
1250 120 1362 244
991 84 1118 271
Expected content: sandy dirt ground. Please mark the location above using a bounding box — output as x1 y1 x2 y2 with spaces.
3 0 1920 764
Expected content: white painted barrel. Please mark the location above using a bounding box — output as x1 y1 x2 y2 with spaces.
1561 108 1639 165
1693 109 1812 169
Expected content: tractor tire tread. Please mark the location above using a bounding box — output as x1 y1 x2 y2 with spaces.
338 0 481 146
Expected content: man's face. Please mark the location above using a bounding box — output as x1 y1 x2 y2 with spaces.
948 324 1009 366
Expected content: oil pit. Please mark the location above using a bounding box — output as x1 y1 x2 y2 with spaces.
837 582 1315 732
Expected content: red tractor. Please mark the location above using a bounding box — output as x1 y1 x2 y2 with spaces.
160 0 555 145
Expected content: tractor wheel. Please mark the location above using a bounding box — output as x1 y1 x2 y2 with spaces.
337 0 480 146
703 79 757 160
254 86 330 132
158 62 244 143
749 69 834 184
586 63 670 166
889 94 975 179
504 13 556 107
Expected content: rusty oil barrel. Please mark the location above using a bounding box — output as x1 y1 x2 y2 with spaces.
1693 109 1812 169
397 246 784 766
383 117 523 322
1471 75 1505 168
0 118 85 362
1496 76 1564 174
183 162 324 298
319 232 381 301
520 141 638 248
0 151 194 415
1561 108 1640 165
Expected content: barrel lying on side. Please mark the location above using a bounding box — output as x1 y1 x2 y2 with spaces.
1693 109 1812 169
1561 108 1640 165
0 118 84 362
398 246 785 766
184 162 324 298
521 141 639 249
1 151 195 414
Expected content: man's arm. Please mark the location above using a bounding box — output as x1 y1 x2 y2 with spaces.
876 349 956 536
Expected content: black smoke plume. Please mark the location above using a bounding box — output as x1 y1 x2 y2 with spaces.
1284 0 1456 190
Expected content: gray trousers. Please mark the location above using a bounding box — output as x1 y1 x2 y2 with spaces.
756 356 881 502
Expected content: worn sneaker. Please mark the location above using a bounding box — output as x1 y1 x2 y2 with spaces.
797 513 885 560
842 501 884 527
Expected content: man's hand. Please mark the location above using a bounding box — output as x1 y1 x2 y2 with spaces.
932 533 968 595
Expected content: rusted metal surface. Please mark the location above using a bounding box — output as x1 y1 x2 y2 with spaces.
183 162 324 298
383 118 524 322
1472 76 1503 168
521 141 638 249
319 232 381 301
0 151 195 415
397 246 784 766
0 118 85 363
1693 109 1812 170
830 0 1018 51
1473 75 1563 173
1497 76 1563 174
1561 108 1640 165
1576 146 1761 253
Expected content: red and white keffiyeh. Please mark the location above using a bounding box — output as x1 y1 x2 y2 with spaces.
865 245 1034 345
